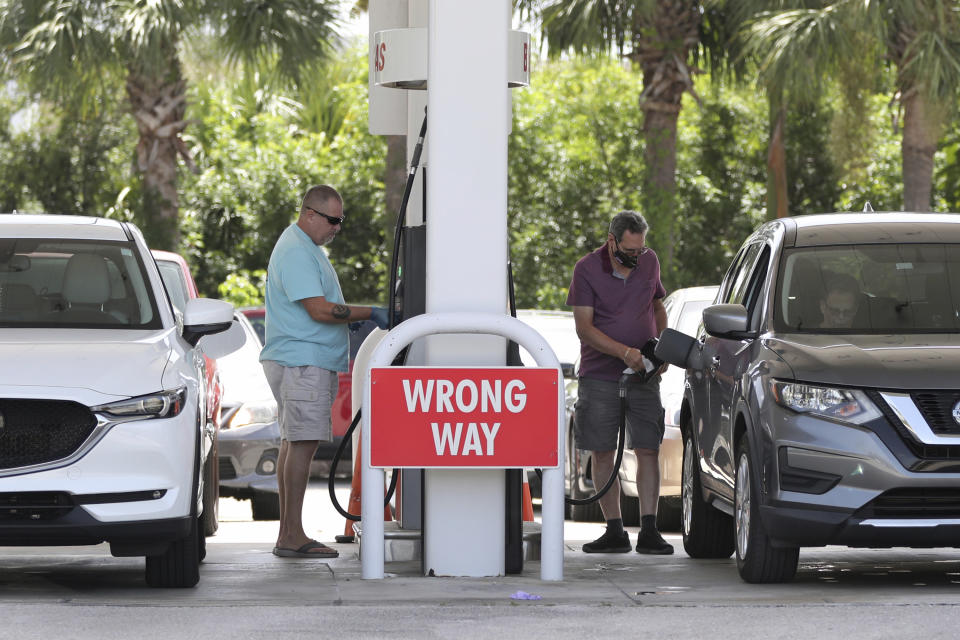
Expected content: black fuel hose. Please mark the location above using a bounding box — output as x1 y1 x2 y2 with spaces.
561 373 629 506
328 408 398 521
328 110 428 524
388 109 428 329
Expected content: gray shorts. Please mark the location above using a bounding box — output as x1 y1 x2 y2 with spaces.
573 376 665 452
261 361 339 442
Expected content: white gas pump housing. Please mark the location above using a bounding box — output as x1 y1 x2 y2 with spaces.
363 0 557 579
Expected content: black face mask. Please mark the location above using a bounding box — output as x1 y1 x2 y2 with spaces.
613 239 638 268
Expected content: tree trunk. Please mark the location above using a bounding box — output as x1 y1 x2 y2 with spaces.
767 98 788 219
126 59 192 249
633 0 701 288
642 106 680 276
901 90 939 212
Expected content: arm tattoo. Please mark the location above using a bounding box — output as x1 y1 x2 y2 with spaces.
331 304 351 320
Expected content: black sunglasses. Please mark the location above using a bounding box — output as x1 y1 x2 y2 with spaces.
306 206 343 226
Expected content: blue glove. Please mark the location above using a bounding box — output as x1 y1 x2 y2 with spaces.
370 306 390 330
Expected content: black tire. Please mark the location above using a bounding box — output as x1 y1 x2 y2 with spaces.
145 515 200 588
681 431 735 558
656 496 682 532
201 441 219 537
198 523 207 563
251 491 281 521
620 488 640 527
569 447 603 523
735 438 799 583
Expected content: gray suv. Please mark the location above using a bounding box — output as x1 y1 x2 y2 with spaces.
664 213 960 583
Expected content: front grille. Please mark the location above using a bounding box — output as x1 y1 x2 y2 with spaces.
856 488 960 519
0 399 98 469
911 391 960 435
868 391 960 465
219 457 237 480
0 492 74 520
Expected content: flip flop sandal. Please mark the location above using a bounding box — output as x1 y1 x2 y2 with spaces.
273 540 339 558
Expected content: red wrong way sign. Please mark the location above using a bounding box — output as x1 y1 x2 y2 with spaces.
369 367 560 469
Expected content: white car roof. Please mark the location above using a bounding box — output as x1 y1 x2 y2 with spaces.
516 309 580 366
0 214 129 241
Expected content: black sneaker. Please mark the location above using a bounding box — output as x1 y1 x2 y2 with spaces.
582 529 631 554
635 529 674 555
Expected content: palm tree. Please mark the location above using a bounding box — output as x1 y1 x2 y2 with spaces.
743 0 960 212
0 0 340 246
517 0 703 277
707 0 840 219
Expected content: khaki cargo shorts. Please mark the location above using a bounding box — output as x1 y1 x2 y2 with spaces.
261 361 339 442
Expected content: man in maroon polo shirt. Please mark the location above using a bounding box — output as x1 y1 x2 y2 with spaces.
566 211 672 554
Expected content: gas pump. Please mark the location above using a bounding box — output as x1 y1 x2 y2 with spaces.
352 0 567 579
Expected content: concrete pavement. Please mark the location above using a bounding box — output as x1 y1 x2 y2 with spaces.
1 481 959 639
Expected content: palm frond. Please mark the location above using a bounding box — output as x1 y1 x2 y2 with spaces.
744 6 863 97
210 0 341 84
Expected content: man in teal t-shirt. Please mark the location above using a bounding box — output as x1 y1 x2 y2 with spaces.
261 184 389 558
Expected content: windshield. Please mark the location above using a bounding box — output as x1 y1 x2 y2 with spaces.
776 244 960 333
0 238 161 329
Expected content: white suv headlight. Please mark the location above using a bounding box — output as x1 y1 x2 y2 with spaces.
771 381 881 425
227 400 278 429
92 387 188 419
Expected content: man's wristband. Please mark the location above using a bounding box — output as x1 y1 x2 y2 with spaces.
623 347 631 360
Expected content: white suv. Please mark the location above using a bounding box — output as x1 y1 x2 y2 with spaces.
0 215 238 587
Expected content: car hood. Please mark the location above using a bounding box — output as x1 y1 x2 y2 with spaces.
0 329 176 398
765 333 960 389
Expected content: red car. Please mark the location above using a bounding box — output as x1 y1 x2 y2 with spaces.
152 250 224 534
241 306 374 476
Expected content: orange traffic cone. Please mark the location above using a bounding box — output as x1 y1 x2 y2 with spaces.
521 469 535 522
335 434 392 543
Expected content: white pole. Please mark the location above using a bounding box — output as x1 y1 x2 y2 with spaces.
360 375 385 579
359 312 564 580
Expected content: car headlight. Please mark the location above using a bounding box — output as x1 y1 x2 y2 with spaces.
93 387 187 419
227 400 278 429
771 381 881 424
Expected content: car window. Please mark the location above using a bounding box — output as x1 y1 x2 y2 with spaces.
677 299 713 336
717 246 748 304
0 238 160 329
725 242 763 306
776 243 960 333
743 245 771 327
156 260 190 314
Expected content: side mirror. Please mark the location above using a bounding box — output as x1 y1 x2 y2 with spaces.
182 298 236 352
702 304 754 339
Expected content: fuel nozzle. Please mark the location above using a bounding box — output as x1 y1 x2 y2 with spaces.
638 337 664 382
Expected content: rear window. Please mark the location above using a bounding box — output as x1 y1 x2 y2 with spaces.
775 244 960 333
0 238 161 329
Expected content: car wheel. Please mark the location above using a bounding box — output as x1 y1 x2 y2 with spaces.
201 440 219 537
145 514 201 588
198 524 207 563
735 438 799 583
567 430 603 522
251 491 281 521
656 496 681 532
681 431 734 558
